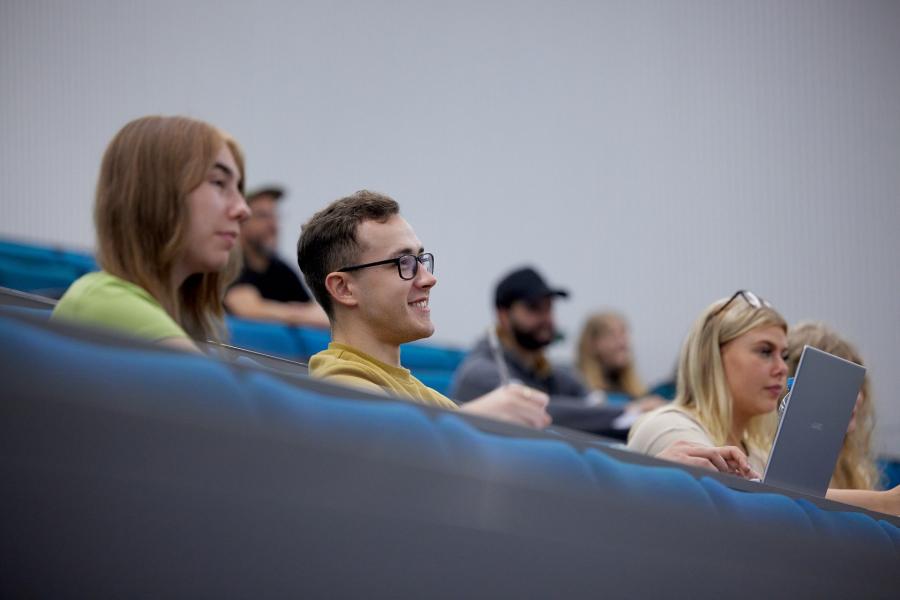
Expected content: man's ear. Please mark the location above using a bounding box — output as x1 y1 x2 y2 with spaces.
496 306 511 330
324 272 358 308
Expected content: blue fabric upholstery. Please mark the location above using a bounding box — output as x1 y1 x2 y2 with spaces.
604 391 632 406
400 343 466 371
2 312 899 595
225 315 303 358
3 313 897 540
293 324 331 356
0 305 53 320
0 257 84 295
413 369 456 396
225 316 463 391
0 239 95 270
880 458 900 490
0 239 96 295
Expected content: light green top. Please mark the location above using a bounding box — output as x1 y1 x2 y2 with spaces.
52 271 189 342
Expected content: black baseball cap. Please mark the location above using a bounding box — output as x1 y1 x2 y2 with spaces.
494 267 569 308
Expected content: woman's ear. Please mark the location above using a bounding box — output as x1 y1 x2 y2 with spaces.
324 272 358 309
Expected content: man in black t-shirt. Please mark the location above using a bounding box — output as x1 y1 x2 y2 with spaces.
225 187 329 327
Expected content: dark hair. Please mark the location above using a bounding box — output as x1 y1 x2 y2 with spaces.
297 190 399 318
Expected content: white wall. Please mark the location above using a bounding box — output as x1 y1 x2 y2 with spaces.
2 0 899 455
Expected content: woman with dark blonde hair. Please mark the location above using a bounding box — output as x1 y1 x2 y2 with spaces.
577 312 648 398
786 321 880 491
52 115 250 351
628 291 898 515
576 312 667 414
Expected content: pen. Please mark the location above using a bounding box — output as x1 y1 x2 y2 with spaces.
486 326 512 387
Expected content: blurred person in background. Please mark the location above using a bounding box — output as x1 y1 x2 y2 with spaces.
786 321 880 491
451 267 651 439
53 115 250 353
576 311 668 412
225 186 328 328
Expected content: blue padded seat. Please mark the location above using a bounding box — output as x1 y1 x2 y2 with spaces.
0 238 96 269
880 458 900 490
0 305 53 320
226 315 467 374
225 315 304 358
293 324 331 357
0 257 84 295
399 343 466 371
0 238 96 295
412 368 456 397
2 313 898 597
604 391 632 406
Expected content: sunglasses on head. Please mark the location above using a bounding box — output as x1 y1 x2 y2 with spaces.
709 290 772 320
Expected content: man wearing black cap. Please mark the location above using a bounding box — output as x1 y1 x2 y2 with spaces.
225 186 329 327
451 266 633 438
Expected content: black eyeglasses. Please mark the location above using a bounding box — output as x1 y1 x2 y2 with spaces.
710 290 772 320
338 252 434 281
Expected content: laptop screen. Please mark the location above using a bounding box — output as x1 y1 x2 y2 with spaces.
763 345 865 497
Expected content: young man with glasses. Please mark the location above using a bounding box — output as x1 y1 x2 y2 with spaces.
296 190 551 429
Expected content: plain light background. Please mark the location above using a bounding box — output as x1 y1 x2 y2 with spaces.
2 1 898 455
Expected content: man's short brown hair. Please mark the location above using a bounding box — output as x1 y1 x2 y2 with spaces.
297 190 400 318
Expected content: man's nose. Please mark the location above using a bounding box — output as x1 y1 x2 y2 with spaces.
417 265 437 289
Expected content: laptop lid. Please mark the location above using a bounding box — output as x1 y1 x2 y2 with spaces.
763 345 865 497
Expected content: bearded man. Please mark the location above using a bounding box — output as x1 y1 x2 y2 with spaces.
451 267 635 438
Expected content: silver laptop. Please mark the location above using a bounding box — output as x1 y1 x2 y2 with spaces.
762 345 866 497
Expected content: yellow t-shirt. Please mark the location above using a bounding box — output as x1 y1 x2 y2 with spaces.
308 342 459 411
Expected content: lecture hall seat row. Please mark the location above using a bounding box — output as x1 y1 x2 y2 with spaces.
2 236 898 482
1 309 898 596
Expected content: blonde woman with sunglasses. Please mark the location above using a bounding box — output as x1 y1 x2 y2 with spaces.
628 291 899 515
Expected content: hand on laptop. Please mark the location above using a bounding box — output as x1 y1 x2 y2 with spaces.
460 383 552 430
656 441 761 479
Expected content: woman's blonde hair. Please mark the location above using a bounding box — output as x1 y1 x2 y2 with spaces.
576 311 648 397
95 115 244 341
786 321 879 490
675 294 787 455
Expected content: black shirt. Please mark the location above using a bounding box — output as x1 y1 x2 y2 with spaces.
230 256 312 304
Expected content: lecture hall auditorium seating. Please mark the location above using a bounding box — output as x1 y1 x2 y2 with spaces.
2 235 900 480
0 237 465 394
0 238 97 298
1 295 899 596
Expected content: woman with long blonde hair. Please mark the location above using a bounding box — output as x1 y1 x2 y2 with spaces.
52 115 250 351
577 312 648 398
576 311 667 417
628 291 898 514
786 322 880 491
629 291 784 473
